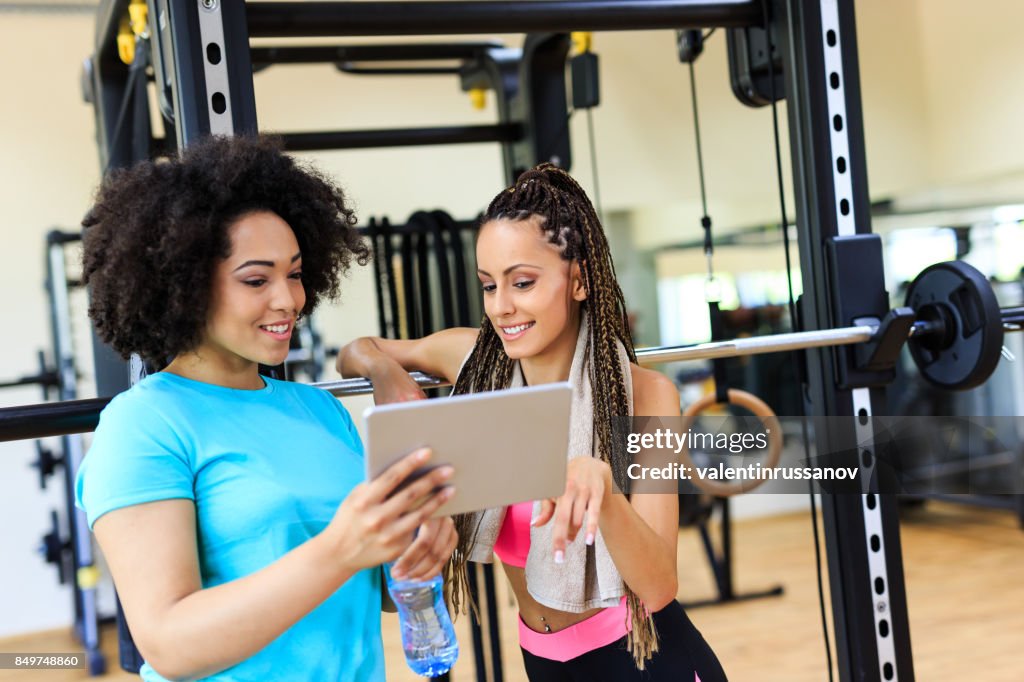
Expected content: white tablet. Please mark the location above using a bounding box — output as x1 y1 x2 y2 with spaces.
364 383 572 518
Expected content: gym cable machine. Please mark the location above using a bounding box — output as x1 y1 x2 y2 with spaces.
5 0 1023 680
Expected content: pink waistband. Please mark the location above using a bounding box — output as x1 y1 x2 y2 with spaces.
517 597 630 662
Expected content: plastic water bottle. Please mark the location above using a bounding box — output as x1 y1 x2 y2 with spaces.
385 564 459 677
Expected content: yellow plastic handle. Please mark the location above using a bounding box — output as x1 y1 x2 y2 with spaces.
571 31 593 54
128 0 149 37
77 565 101 590
117 18 135 65
469 88 487 111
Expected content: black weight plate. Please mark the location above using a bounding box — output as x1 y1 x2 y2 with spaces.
905 261 1003 390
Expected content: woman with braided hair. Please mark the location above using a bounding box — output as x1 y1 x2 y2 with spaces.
338 163 725 681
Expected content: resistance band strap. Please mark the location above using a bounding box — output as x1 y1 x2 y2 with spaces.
423 211 455 329
380 217 400 338
367 218 389 339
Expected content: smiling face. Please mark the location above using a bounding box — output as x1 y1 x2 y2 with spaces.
194 210 306 376
476 216 587 362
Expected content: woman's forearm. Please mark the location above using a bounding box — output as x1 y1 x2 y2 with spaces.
598 495 678 610
145 532 354 680
337 336 390 378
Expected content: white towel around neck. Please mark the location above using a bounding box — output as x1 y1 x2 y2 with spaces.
463 310 634 612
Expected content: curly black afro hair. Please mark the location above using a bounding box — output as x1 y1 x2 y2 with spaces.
83 134 370 364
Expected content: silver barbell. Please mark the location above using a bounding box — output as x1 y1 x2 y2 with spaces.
317 319 984 397
2 308 1019 442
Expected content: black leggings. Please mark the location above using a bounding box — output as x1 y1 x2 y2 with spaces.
520 601 727 682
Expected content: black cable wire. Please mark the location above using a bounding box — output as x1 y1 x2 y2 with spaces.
759 32 796 323
584 107 603 221
688 61 709 223
761 1 834 679
688 48 736 409
103 39 148 176
687 56 718 297
689 26 717 213
806 424 832 681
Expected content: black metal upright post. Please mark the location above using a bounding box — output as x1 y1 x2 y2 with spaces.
88 0 134 173
152 0 258 144
777 0 914 680
46 237 107 675
87 0 144 398
508 33 572 180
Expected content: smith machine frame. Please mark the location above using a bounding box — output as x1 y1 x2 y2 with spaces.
81 1 913 680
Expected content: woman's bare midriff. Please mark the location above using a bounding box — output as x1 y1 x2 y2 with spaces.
501 563 603 633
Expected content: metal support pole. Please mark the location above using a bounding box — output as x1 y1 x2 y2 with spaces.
47 240 107 675
246 0 762 37
86 1 148 400
512 33 573 178
778 0 913 679
87 0 134 173
279 125 522 152
249 42 504 67
154 0 257 143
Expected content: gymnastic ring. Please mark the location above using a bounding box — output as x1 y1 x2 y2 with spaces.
677 388 783 497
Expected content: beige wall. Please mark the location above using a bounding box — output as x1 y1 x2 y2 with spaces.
625 0 936 249
0 14 99 378
857 0 932 198
0 14 101 637
916 0 1024 186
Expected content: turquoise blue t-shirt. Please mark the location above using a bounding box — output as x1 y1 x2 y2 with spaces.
75 372 385 681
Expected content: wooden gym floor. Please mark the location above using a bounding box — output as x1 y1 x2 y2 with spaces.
2 501 1021 681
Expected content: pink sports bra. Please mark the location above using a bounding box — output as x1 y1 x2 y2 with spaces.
493 501 533 568
493 501 636 662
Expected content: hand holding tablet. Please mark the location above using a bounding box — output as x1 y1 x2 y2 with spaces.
364 383 573 518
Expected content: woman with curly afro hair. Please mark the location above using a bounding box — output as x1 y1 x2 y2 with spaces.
339 164 726 681
75 135 457 681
